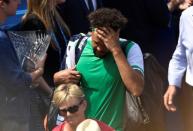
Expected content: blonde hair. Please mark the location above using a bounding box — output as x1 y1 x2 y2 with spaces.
52 84 85 107
23 0 70 35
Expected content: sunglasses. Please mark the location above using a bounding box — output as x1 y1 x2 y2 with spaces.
59 99 84 115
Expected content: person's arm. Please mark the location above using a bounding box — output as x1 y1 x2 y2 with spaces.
164 8 193 111
33 77 53 96
30 55 52 95
96 28 144 96
168 8 193 88
30 67 44 82
111 43 144 96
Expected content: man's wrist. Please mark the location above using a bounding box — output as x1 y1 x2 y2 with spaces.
111 46 122 56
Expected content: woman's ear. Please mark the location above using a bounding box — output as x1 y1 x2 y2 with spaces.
82 100 87 111
117 29 121 33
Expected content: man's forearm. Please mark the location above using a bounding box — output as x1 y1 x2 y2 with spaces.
112 48 144 96
38 77 53 95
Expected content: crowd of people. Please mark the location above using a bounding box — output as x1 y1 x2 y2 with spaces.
0 0 193 131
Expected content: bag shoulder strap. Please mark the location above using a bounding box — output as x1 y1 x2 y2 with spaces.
119 39 134 55
60 33 88 69
75 34 89 64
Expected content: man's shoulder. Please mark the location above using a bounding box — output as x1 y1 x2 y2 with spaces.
0 30 13 54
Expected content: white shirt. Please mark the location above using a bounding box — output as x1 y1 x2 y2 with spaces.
168 6 193 87
84 0 97 11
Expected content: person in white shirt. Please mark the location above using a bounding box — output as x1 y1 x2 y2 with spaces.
164 6 193 112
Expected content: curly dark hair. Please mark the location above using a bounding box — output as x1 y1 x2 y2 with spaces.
88 8 128 31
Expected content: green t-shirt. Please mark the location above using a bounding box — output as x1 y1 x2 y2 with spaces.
76 38 128 131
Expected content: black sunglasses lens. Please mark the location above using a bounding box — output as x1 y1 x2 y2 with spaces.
59 109 67 115
59 100 83 115
68 105 79 113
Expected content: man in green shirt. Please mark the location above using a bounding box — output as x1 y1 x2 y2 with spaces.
54 8 144 130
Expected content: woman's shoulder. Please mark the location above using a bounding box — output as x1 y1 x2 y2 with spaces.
53 121 74 131
19 14 46 31
52 122 65 131
95 120 115 131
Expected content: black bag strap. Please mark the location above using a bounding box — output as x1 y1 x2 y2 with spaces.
75 35 88 64
60 34 88 69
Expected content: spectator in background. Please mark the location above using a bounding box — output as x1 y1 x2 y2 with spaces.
0 0 46 130
164 6 193 131
57 0 102 35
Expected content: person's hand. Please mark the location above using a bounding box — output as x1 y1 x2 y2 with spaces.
179 0 193 10
30 55 47 82
95 27 120 53
54 67 81 85
170 0 184 6
36 54 47 69
31 77 41 87
167 0 184 12
164 85 178 112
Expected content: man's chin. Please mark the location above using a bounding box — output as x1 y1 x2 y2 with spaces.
94 53 106 58
66 119 74 124
94 50 107 58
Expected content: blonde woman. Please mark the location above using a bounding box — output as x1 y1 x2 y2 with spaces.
52 84 114 131
20 0 70 88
